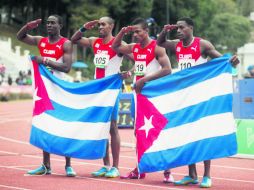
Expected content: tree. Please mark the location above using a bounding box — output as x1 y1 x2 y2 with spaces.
207 13 251 52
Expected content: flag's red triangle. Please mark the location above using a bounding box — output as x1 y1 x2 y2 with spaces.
136 94 168 162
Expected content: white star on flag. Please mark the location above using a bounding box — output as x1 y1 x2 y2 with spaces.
33 87 41 103
138 115 154 138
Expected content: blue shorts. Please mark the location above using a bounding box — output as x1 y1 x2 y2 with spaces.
111 93 120 121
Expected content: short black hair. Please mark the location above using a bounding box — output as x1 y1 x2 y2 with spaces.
131 18 148 29
100 16 115 25
177 17 194 27
49 14 63 25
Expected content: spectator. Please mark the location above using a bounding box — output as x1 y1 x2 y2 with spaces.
7 75 12 85
243 65 254 78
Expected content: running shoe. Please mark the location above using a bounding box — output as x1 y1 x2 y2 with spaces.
174 176 199 185
65 166 76 177
91 166 109 177
27 165 51 175
163 171 174 183
120 167 145 179
200 176 212 188
104 167 120 178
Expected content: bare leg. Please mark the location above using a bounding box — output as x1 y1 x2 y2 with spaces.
65 157 71 168
109 120 120 168
103 141 110 166
203 160 211 177
188 164 197 179
43 151 50 169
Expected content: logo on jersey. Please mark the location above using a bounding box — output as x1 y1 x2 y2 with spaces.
43 49 56 55
191 45 197 52
176 47 181 52
179 54 192 59
134 48 138 53
147 48 152 53
56 45 62 50
41 43 46 48
137 54 147 59
95 43 100 48
96 50 109 54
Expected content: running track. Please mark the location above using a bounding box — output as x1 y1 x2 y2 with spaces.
0 100 254 190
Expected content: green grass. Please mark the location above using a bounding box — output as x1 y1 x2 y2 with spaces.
0 24 39 55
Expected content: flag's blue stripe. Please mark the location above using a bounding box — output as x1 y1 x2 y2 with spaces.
30 126 107 159
138 133 237 173
163 94 233 129
45 100 113 122
39 65 123 95
142 56 232 98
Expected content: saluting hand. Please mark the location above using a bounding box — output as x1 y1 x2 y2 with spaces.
163 24 178 32
120 26 134 35
26 19 42 30
83 20 99 30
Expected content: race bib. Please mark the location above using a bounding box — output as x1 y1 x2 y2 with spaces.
94 53 110 68
178 59 195 70
134 61 146 76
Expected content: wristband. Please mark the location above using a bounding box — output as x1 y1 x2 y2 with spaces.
79 27 87 33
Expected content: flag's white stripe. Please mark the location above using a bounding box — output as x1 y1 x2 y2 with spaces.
146 113 236 153
32 113 110 140
41 76 119 109
149 73 232 114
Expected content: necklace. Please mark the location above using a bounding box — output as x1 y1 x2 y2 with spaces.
183 37 194 48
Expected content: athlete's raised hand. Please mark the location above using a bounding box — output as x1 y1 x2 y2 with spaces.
83 20 99 30
120 26 134 35
26 19 42 30
163 24 178 32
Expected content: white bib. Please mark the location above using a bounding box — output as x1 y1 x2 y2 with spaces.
178 59 195 70
94 53 110 68
134 61 146 76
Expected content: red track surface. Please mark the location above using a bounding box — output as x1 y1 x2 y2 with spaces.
0 100 254 190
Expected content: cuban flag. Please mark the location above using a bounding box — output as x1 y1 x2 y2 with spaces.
30 58 122 159
136 56 237 173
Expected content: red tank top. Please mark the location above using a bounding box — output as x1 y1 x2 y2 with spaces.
93 38 122 79
38 37 67 61
175 37 207 70
132 40 160 81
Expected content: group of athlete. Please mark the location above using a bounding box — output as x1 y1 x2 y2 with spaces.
17 14 239 188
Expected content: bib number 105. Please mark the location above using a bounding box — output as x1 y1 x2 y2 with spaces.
94 54 109 68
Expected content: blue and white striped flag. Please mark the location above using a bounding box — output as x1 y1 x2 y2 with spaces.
136 56 237 173
30 59 122 159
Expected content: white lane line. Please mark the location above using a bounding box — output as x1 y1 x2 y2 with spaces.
0 136 29 145
0 184 31 190
0 150 19 155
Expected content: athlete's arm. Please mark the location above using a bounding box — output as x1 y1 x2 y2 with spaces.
17 19 43 46
201 39 222 59
112 26 134 55
157 24 178 52
134 45 172 94
201 39 239 67
35 40 73 73
71 20 98 47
